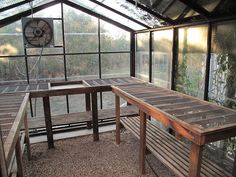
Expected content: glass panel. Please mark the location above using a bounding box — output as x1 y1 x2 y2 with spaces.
28 55 65 82
176 25 208 98
95 0 162 28
101 53 130 78
0 0 25 9
0 0 54 20
102 92 126 109
0 20 24 56
63 5 98 53
164 0 186 20
69 95 85 113
100 20 130 52
209 20 236 110
197 0 221 12
66 54 99 80
70 0 145 30
50 96 67 116
135 32 149 81
31 4 61 18
0 57 26 81
152 30 173 89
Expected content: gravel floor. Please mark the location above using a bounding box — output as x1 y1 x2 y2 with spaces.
23 130 175 177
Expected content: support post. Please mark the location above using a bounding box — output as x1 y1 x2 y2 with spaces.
139 111 146 175
85 93 92 129
189 143 203 177
115 95 120 145
0 126 8 177
24 112 31 160
15 136 24 177
232 150 236 176
43 96 54 148
91 92 99 141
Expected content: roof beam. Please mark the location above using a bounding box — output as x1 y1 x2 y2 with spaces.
0 0 59 28
125 0 175 25
89 0 151 29
63 0 134 32
151 0 162 8
177 0 211 18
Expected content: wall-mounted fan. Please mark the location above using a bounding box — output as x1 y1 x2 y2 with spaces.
22 18 54 48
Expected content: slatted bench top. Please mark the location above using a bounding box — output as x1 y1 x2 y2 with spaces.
0 93 29 167
121 116 232 177
112 83 236 145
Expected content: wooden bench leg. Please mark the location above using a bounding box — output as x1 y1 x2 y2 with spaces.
24 112 31 160
85 93 92 129
16 136 24 177
43 96 54 149
232 149 236 176
140 111 146 175
189 143 203 177
92 92 99 141
115 95 120 145
0 126 8 177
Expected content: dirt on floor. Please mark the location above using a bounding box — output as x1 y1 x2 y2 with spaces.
23 130 175 177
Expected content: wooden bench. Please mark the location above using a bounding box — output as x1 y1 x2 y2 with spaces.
27 106 138 130
121 116 232 177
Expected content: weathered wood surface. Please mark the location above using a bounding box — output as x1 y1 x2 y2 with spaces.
112 83 236 145
121 116 232 177
27 106 138 129
0 93 30 176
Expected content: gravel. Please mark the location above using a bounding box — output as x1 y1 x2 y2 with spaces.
23 130 175 177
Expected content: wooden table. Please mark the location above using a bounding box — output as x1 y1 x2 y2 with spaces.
28 77 144 149
112 83 236 177
0 93 31 177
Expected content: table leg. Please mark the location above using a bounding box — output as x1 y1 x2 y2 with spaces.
232 149 236 176
24 112 31 160
0 126 8 177
15 136 24 177
115 95 120 145
140 111 146 175
85 93 92 129
43 96 54 149
189 143 203 177
91 92 99 141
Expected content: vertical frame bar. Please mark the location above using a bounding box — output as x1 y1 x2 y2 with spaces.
85 93 92 129
130 32 136 77
24 112 31 160
204 23 212 101
92 92 99 141
115 95 120 145
189 143 203 177
139 110 146 175
61 3 70 113
171 28 179 90
15 136 24 177
149 31 153 83
98 19 103 109
43 96 54 148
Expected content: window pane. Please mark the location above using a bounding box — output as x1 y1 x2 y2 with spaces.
100 21 130 52
69 95 85 113
0 20 24 56
176 25 208 98
50 96 67 116
64 5 98 53
28 55 65 82
102 92 126 109
152 30 173 88
101 53 130 78
209 21 236 110
135 32 149 81
0 57 26 81
66 54 99 80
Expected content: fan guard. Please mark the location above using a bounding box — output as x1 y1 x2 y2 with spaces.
22 18 54 48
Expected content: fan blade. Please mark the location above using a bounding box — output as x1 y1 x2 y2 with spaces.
29 21 38 28
24 27 34 37
38 20 46 28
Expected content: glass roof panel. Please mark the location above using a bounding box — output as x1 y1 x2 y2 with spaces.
95 0 162 28
0 0 25 9
69 0 146 30
163 0 186 19
197 0 221 12
0 0 54 20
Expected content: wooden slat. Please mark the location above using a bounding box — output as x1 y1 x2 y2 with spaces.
121 116 232 177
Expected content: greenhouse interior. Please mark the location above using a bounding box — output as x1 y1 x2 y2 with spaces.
0 0 236 177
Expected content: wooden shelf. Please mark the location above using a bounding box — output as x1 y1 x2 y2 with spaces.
121 116 232 177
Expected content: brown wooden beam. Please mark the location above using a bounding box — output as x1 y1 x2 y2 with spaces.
91 92 99 141
0 126 8 177
43 96 54 149
139 111 146 175
115 95 121 145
